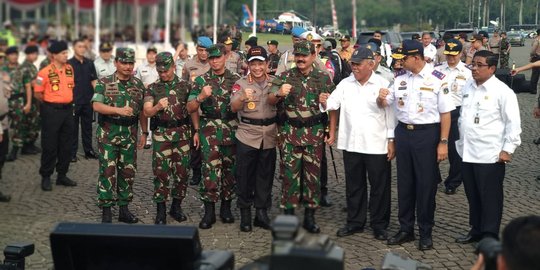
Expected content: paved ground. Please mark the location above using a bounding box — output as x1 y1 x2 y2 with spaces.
1 45 540 270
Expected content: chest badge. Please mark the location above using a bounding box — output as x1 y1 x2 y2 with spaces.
247 101 256 110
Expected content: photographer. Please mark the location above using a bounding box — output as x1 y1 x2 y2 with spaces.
470 215 540 270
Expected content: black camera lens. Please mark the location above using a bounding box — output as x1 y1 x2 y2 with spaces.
475 237 502 270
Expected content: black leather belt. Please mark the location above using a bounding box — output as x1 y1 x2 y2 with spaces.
201 111 236 120
287 114 327 128
151 117 190 130
43 101 73 109
240 116 276 126
9 93 25 100
398 121 439 130
98 115 138 126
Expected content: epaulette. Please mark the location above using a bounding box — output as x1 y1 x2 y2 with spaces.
394 69 406 78
434 62 443 68
431 69 446 80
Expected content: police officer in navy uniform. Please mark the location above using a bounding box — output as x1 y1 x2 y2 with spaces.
377 40 454 250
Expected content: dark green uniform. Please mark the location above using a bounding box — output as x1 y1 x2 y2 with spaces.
500 37 510 69
11 60 39 148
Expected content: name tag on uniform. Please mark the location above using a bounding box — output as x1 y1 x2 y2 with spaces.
456 75 466 80
420 87 433 91
398 86 407 90
105 83 121 96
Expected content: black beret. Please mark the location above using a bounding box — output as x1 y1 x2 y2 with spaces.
24 45 39 54
49 40 68 54
5 46 18 55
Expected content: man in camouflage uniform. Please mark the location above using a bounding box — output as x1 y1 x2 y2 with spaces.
9 45 41 162
267 40 281 76
187 44 240 229
182 36 212 186
143 52 192 225
499 32 511 69
230 46 277 232
267 41 337 233
92 48 148 224
2 47 20 161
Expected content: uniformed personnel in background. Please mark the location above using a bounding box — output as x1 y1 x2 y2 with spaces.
231 46 276 232
223 37 244 75
94 42 116 79
0 70 11 202
266 40 281 76
143 52 192 225
135 46 159 149
33 40 78 191
338 35 354 61
187 44 240 230
499 32 511 69
365 42 394 83
267 40 337 234
92 47 148 224
275 27 307 76
3 46 20 161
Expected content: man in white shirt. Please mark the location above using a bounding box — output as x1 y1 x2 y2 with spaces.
320 47 396 240
422 32 437 67
455 50 521 244
94 42 116 79
435 39 472 195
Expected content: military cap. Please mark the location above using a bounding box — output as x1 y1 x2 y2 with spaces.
443 39 463 55
340 35 351 41
24 45 39 54
293 40 315 56
478 31 489 39
401 40 423 56
350 47 374 63
5 46 18 55
116 47 136 63
197 36 213 48
156 52 174 72
99 41 113 52
391 47 404 60
267 40 279 46
207 45 224 58
50 40 68 54
223 37 233 45
365 42 381 54
291 26 307 38
247 46 267 62
147 45 158 53
300 31 322 42
245 36 258 47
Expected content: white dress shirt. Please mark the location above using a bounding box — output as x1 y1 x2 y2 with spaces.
322 73 396 154
135 61 159 87
386 64 455 124
456 75 522 163
424 44 437 61
94 56 116 79
435 61 472 107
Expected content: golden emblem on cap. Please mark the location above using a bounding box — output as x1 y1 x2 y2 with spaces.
247 101 256 110
447 42 457 49
307 33 313 41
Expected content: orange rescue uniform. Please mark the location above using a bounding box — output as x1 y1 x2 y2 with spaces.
33 63 75 103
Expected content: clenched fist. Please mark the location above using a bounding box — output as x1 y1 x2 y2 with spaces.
158 97 169 110
200 85 213 99
118 104 134 117
378 88 390 100
279 83 292 97
319 93 330 105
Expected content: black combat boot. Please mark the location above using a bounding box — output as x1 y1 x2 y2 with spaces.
169 198 187 222
101 207 112 223
118 205 139 224
6 146 18 162
303 208 321 234
283 208 295 215
199 202 216 229
220 200 234 223
0 191 11 202
155 202 167 225
41 176 52 191
254 208 271 230
190 168 201 186
57 175 77 186
239 208 252 232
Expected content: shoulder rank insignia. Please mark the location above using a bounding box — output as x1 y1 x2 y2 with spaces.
394 69 406 78
431 69 446 80
434 62 443 68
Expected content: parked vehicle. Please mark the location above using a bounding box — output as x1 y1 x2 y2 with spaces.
354 31 402 49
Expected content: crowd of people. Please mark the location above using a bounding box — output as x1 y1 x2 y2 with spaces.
0 21 536 262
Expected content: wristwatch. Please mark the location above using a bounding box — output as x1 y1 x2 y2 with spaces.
439 138 448 145
142 131 149 136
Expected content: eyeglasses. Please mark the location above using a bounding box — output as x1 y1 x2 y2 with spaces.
467 63 490 69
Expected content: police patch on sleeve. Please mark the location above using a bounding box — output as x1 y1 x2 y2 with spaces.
232 83 241 94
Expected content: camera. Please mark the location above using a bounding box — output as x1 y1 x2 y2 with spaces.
0 243 34 270
475 237 502 270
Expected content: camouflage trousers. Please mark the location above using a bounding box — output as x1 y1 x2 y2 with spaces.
500 53 509 69
97 141 137 207
280 142 323 209
152 139 190 203
199 143 236 203
8 98 40 147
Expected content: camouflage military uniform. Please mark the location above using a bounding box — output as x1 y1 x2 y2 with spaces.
93 72 145 207
10 60 39 148
189 69 240 203
270 67 335 210
145 75 191 203
39 58 50 71
500 37 510 69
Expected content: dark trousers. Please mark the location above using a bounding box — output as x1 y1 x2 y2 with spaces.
444 108 462 189
0 129 8 176
343 150 391 230
40 103 74 177
236 140 276 209
72 103 94 157
320 145 328 196
395 124 440 238
530 64 540 93
462 162 505 238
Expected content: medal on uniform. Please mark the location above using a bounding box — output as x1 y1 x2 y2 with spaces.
398 97 404 108
247 101 256 110
66 68 73 77
417 103 424 113
52 84 59 91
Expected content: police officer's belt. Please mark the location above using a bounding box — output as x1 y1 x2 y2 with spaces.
398 121 439 130
201 111 236 120
240 116 277 126
43 102 73 109
287 114 327 128
98 115 138 126
9 93 25 100
151 117 190 129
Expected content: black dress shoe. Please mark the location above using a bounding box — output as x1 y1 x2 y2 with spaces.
57 176 77 187
336 225 364 237
455 232 482 244
373 229 388 240
41 177 52 191
419 237 433 250
444 187 457 195
387 231 415 245
85 150 98 159
320 194 333 207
